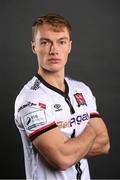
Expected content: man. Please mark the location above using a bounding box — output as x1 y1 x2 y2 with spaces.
14 13 110 180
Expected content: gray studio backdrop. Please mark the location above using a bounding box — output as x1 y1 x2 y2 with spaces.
0 0 120 179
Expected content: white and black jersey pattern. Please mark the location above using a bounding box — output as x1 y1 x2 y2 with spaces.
14 74 100 180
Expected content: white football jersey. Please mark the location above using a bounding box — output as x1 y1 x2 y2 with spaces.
14 74 100 180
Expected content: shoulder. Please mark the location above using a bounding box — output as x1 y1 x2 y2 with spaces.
15 76 43 108
65 77 90 91
65 77 94 99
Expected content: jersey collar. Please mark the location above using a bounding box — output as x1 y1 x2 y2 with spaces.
35 74 69 97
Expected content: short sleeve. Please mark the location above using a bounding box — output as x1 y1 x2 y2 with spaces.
84 85 101 119
15 94 57 141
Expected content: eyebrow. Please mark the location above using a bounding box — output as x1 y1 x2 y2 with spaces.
40 38 51 42
58 37 69 40
39 36 69 42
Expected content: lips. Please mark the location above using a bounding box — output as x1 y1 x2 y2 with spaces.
48 58 61 63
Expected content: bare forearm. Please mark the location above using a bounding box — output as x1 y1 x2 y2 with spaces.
86 118 110 157
49 125 96 169
86 133 110 157
34 125 96 170
61 125 96 166
34 117 110 169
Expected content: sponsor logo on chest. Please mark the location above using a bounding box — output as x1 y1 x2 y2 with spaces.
56 112 89 128
70 112 89 127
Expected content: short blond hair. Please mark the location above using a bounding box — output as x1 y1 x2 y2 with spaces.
32 13 72 41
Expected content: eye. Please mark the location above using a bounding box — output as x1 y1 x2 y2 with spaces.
59 40 67 45
40 40 50 46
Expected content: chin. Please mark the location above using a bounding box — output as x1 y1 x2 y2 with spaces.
46 65 64 73
48 68 62 73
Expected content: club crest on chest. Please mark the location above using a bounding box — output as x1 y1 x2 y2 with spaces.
74 93 87 107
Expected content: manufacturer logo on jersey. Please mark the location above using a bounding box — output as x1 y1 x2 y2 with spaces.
54 104 62 112
74 93 87 107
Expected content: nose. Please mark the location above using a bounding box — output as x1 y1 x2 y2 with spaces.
49 43 59 55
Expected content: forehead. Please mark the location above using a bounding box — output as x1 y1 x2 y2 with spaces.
35 24 70 40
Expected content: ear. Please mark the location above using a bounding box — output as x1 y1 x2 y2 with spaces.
68 40 72 54
31 41 37 54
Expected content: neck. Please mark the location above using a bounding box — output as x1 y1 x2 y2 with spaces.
38 69 65 92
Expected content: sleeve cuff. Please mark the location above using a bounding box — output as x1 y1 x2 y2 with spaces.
90 112 101 119
29 122 57 141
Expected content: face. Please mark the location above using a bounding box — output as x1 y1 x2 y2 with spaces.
32 24 72 74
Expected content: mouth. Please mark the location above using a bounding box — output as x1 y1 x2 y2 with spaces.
48 58 61 63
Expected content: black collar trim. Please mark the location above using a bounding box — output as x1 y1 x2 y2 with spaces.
35 74 69 97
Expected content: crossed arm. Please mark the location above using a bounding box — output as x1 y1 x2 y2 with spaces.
33 117 110 170
86 118 110 157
